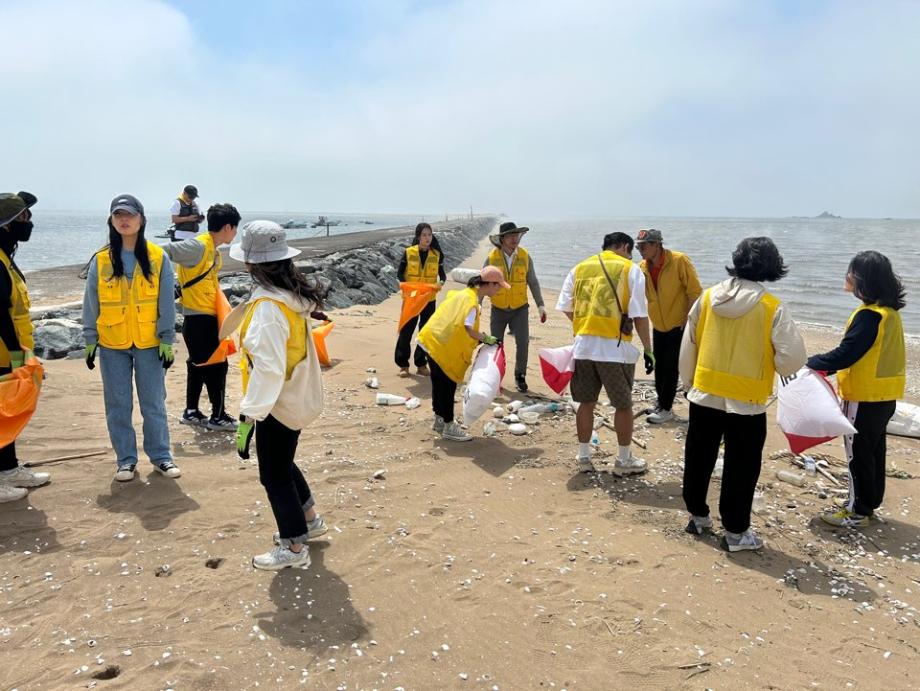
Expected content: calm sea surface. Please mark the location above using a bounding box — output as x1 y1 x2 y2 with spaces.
15 212 920 334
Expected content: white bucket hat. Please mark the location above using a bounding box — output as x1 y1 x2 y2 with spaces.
229 220 301 264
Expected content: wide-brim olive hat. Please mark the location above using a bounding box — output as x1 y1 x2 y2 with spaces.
0 191 38 228
489 220 529 248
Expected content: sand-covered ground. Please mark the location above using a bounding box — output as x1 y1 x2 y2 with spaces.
2 237 919 690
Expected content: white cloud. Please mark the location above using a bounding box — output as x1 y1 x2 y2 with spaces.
3 0 919 218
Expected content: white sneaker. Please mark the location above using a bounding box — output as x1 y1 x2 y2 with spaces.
252 545 311 571
722 529 764 552
612 454 647 477
647 409 674 424
432 415 445 433
576 454 596 473
685 515 713 535
442 421 472 442
0 484 28 503
273 516 328 544
0 466 51 488
155 462 182 479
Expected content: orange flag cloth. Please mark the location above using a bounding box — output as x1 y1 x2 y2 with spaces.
312 320 334 367
196 288 239 366
0 357 43 449
397 282 440 333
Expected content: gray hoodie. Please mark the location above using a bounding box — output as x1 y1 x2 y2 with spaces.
679 277 806 415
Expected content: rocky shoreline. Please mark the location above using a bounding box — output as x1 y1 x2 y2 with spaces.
28 216 496 359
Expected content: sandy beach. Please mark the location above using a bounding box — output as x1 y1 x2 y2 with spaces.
2 235 919 690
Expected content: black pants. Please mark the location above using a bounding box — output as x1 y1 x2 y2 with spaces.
429 358 458 423
682 402 766 534
182 314 228 418
653 327 683 411
394 300 436 368
0 364 16 471
256 414 313 543
844 400 896 516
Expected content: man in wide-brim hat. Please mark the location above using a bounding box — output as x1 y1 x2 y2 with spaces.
0 191 52 502
482 220 546 392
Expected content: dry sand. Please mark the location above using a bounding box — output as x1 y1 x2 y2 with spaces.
2 237 919 690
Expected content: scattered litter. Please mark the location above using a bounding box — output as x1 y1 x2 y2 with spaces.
405 397 421 410
508 423 528 436
776 469 807 487
205 558 224 569
366 367 377 373
376 393 406 406
372 469 387 480
154 565 171 577
365 377 379 389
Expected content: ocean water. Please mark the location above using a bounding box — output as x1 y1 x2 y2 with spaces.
520 217 920 336
15 211 920 334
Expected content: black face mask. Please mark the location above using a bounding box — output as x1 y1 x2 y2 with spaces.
9 220 33 243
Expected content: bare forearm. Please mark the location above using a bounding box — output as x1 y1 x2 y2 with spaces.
634 317 652 351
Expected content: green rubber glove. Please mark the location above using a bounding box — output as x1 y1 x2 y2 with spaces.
158 343 174 370
236 416 255 459
85 343 98 370
482 334 498 346
643 349 656 375
9 350 25 369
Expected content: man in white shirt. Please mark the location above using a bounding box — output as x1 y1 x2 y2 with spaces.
556 232 655 475
169 185 204 241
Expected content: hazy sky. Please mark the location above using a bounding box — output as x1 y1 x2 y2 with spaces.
3 0 918 218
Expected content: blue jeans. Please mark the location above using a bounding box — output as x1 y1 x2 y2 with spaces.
99 346 172 468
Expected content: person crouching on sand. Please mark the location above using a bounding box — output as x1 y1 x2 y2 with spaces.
679 237 805 552
82 195 180 482
807 251 906 528
395 222 445 377
417 266 507 442
230 221 329 571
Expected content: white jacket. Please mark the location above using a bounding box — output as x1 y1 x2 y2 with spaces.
679 277 806 415
240 286 323 429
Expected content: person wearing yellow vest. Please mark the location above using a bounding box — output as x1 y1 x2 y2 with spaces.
229 221 329 570
395 222 446 377
557 232 654 476
679 237 804 552
169 184 205 241
82 195 180 483
418 266 507 442
0 191 51 502
164 203 240 430
636 228 702 424
807 251 906 528
482 221 546 393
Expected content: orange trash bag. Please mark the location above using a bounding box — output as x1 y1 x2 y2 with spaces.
197 288 239 367
397 282 440 333
312 320 334 367
0 357 43 449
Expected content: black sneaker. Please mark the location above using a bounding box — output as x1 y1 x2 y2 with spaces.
180 409 209 427
207 413 239 431
515 375 528 393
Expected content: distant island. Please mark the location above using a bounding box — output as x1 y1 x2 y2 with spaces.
815 211 841 219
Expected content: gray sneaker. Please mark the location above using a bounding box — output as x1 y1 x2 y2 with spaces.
442 421 472 442
576 454 596 473
206 413 239 431
0 484 28 503
647 409 674 424
0 465 51 488
252 546 311 571
432 415 445 433
273 516 328 544
721 529 764 552
612 454 647 477
685 515 713 535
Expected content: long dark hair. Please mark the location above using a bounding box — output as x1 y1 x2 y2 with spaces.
848 251 906 310
107 216 153 281
249 259 325 308
413 222 442 254
726 236 788 282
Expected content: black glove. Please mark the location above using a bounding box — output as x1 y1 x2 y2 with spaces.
643 350 656 375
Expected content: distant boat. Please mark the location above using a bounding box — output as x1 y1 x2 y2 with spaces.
311 215 343 228
815 211 841 219
155 226 176 241
281 219 312 229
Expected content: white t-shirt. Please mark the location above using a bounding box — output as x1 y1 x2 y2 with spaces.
170 198 203 240
555 261 648 364
464 307 478 328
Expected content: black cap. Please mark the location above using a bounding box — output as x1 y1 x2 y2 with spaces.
184 185 199 198
110 194 145 216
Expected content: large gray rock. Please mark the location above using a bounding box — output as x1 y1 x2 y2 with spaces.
32 318 84 359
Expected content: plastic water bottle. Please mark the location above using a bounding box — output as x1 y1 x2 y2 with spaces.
519 402 562 414
802 455 817 476
376 393 407 406
776 469 807 487
404 397 421 410
590 430 600 447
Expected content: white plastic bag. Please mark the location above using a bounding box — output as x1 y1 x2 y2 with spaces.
887 401 920 438
538 345 575 394
777 368 855 454
462 344 506 425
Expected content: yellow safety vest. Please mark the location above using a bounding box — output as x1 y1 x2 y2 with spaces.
95 243 165 350
571 251 633 341
838 304 905 402
417 287 480 383
178 232 221 315
239 298 307 395
694 288 779 405
488 247 529 309
404 245 440 302
0 248 33 367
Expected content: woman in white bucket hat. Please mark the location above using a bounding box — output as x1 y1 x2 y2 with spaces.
228 221 330 571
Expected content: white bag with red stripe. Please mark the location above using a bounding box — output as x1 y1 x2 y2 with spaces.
777 367 856 454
